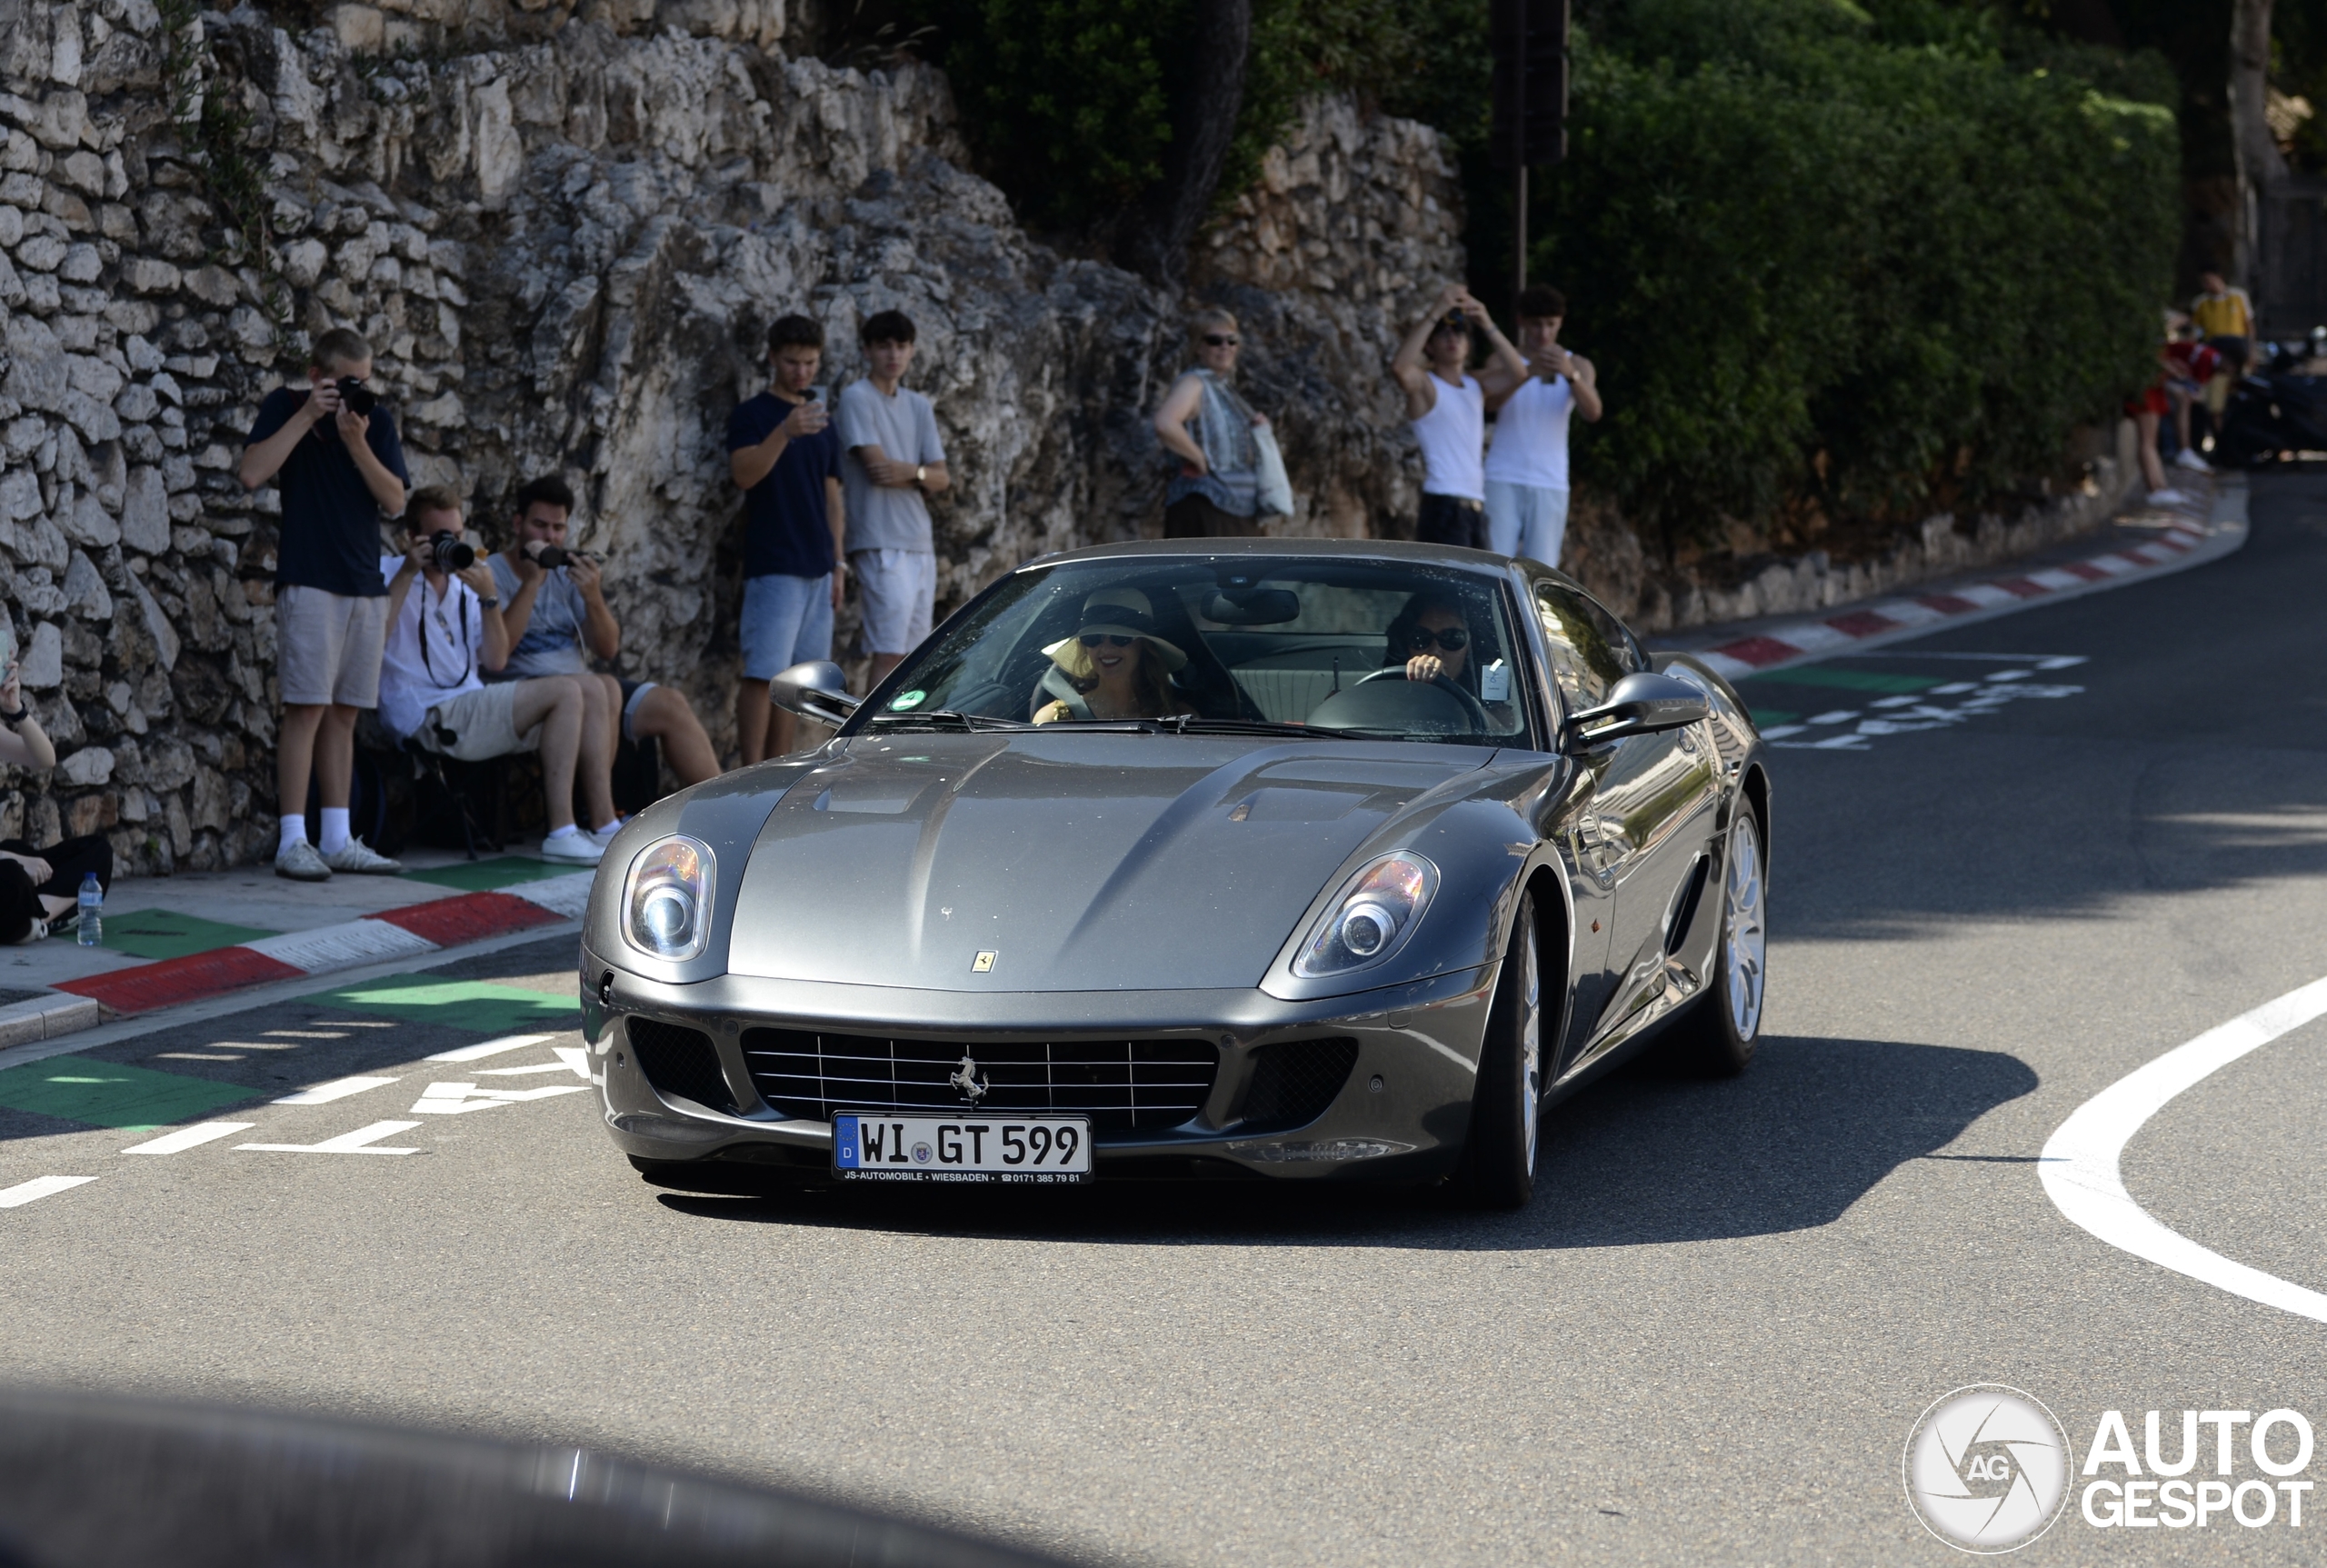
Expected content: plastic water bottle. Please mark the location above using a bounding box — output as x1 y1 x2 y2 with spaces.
76 873 101 947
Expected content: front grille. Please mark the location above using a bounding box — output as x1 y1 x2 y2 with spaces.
626 1017 739 1114
1238 1037 1360 1131
741 1029 1221 1133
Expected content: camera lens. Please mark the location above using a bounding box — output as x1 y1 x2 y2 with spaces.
429 531 475 571
534 545 570 571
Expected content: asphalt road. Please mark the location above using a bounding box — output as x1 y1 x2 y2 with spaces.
2 477 2324 1564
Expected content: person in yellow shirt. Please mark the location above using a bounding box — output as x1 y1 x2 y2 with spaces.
2190 271 2254 418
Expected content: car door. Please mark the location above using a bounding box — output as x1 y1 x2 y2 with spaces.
1532 581 1719 1061
1525 578 1622 1070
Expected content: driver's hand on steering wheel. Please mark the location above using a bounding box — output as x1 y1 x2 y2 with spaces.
1406 654 1446 683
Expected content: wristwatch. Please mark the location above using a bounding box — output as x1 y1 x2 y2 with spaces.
914 464 927 486
478 596 501 610
0 704 26 728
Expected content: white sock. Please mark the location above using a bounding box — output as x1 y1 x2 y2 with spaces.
279 815 307 853
318 807 352 855
544 824 580 841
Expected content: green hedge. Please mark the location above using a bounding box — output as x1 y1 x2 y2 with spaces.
1535 0 2180 542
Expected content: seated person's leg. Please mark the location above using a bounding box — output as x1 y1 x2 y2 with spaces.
574 673 619 834
424 680 600 862
510 676 587 834
626 680 721 786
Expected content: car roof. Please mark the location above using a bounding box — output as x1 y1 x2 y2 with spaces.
1017 536 1535 575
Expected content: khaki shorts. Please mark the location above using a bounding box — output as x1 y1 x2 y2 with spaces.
411 682 542 763
276 585 389 707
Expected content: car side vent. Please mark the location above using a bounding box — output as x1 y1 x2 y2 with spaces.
626 1017 738 1115
1239 1037 1360 1131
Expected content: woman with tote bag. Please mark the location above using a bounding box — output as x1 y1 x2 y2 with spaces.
1152 309 1293 534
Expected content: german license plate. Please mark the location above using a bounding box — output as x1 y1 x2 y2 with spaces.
832 1114 1094 1183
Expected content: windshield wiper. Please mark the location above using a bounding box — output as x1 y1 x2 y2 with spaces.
865 710 1039 732
1156 717 1400 740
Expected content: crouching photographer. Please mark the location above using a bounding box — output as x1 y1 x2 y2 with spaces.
377 488 611 866
484 477 719 819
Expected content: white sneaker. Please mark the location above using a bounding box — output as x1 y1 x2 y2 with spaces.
275 839 333 882
324 837 404 875
2173 448 2212 473
539 832 605 866
588 818 626 848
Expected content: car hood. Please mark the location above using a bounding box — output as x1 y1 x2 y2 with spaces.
726 733 1492 992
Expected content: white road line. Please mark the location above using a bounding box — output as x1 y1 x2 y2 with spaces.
235 1120 425 1155
424 1034 554 1063
410 1082 590 1114
0 1174 96 1207
2040 974 2327 1323
272 1074 400 1105
122 1123 255 1155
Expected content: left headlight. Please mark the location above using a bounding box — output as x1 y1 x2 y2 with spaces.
1293 851 1440 979
624 835 715 961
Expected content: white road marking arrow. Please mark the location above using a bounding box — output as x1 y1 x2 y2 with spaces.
273 1075 400 1105
425 1034 554 1063
476 1047 592 1080
235 1121 425 1155
123 1123 255 1155
409 1081 590 1115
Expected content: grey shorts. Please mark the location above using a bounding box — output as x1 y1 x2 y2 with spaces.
412 682 543 763
276 585 389 708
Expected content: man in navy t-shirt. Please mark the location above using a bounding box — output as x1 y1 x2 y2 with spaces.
727 314 845 763
238 326 409 881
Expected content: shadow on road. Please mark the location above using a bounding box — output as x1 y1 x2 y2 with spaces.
653 1034 2036 1251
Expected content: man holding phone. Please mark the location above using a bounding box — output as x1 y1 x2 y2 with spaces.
239 325 408 880
1483 285 1603 567
729 315 845 764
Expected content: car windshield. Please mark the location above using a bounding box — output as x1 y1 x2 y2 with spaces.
863 555 1541 749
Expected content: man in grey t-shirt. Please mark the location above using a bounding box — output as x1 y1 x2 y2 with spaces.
835 309 952 686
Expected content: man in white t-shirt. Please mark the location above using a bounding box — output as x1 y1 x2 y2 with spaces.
835 309 952 688
1483 285 1603 567
1391 284 1530 548
377 487 608 865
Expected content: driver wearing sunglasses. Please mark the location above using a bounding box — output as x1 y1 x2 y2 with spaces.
1393 596 1475 685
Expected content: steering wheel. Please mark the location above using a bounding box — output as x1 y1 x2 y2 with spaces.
1354 666 1493 732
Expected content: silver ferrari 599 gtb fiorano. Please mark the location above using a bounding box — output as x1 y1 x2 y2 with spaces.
580 539 1771 1206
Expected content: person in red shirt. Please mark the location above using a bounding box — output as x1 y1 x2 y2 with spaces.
2162 316 2222 474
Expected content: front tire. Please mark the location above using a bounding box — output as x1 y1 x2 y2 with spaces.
1667 800 1766 1075
1453 891 1545 1209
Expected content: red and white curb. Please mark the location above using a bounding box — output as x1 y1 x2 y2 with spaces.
1683 503 2238 684
47 872 595 1017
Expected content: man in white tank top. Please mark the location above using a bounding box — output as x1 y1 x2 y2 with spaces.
1483 285 1603 566
1392 285 1528 549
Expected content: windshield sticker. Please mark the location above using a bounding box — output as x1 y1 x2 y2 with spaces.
1481 661 1512 702
890 690 928 711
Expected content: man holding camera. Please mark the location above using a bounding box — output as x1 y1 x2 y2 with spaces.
1483 285 1603 567
239 326 408 880
486 475 720 824
377 487 607 866
1391 285 1528 549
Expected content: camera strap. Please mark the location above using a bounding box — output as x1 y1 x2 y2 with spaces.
416 580 474 688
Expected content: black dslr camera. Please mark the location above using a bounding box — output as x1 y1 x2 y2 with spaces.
428 532 475 571
334 376 378 417
532 544 578 571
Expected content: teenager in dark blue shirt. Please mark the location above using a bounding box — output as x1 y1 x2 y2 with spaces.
727 315 845 763
238 326 408 881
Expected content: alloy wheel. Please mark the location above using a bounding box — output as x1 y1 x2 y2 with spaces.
1723 814 1767 1040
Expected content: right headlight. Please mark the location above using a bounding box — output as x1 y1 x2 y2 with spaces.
624 835 715 961
1293 851 1440 979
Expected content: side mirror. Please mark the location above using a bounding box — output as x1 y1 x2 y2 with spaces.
1563 671 1710 750
770 661 861 726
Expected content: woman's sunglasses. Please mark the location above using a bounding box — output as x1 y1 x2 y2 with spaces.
1405 627 1469 653
1202 334 1241 347
1080 633 1138 648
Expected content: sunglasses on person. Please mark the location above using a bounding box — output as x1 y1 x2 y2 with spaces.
1202 334 1240 347
1405 626 1469 653
1080 633 1139 648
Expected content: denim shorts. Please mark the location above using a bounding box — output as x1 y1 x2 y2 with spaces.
739 573 834 681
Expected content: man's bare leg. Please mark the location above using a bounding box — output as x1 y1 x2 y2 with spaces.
315 704 359 808
738 677 773 765
869 653 904 688
633 684 721 783
511 678 586 832
275 702 327 841
575 674 619 830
